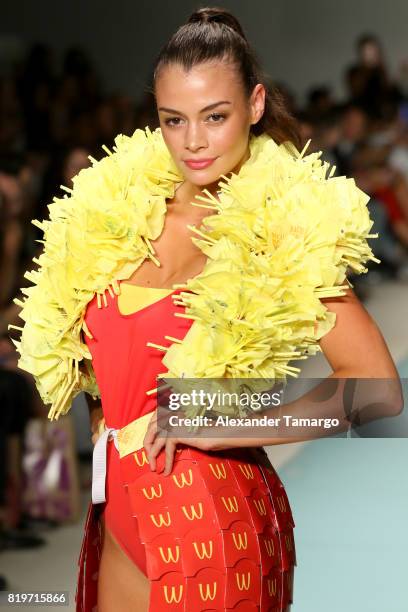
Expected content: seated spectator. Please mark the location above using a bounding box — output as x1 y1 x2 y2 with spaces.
305 85 335 122
0 352 46 551
334 103 369 176
345 33 404 115
388 122 408 181
352 145 408 268
306 108 342 169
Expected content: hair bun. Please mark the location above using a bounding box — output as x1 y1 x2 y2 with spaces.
187 6 248 42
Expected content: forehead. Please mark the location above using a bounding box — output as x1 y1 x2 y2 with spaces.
155 60 242 105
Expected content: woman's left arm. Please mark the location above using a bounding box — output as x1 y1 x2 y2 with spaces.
318 286 400 379
144 286 404 474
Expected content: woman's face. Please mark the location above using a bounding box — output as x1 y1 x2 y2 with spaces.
154 60 265 190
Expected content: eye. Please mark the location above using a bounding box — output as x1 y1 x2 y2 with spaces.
163 112 227 127
164 117 183 127
207 113 226 123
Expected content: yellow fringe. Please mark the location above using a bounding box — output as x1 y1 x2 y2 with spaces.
146 342 168 352
164 336 183 344
82 320 93 339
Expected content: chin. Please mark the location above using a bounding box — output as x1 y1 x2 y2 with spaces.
184 163 235 189
182 170 218 188
192 175 220 187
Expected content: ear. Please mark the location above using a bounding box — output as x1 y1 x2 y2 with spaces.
250 83 266 126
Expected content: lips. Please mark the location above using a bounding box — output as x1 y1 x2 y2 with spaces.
183 158 216 170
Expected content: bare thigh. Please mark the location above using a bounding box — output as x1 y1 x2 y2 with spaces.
98 514 150 612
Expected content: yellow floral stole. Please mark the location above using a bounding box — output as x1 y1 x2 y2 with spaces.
11 127 379 421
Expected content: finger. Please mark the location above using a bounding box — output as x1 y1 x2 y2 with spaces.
145 434 167 472
143 419 158 459
143 424 157 452
162 438 177 476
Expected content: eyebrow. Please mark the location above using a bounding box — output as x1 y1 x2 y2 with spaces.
158 100 231 116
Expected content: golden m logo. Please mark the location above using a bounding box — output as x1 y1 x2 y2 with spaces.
238 463 254 479
264 538 275 556
253 498 266 516
236 572 251 591
232 531 248 550
209 462 227 479
172 469 193 488
221 496 239 513
163 584 183 604
276 495 287 513
158 545 180 564
142 483 163 500
181 502 203 521
134 450 148 467
192 540 213 560
150 512 171 528
198 582 217 602
268 577 277 596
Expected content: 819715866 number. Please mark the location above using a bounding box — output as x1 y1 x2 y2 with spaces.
0 591 69 606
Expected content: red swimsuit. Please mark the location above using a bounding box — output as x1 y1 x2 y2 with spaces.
75 282 296 611
84 284 192 574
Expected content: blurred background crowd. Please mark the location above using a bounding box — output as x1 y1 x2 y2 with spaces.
1 31 408 591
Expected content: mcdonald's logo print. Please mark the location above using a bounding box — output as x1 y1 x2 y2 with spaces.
163 584 183 604
221 495 239 513
198 582 217 602
236 571 251 591
181 502 204 521
209 462 227 479
80 442 298 611
133 449 148 467
264 537 275 556
142 483 162 500
276 495 287 513
232 531 248 550
238 463 254 479
268 576 277 596
192 540 214 560
150 511 171 528
253 497 267 516
158 545 180 564
172 469 193 488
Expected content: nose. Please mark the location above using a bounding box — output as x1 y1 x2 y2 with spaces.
184 122 207 153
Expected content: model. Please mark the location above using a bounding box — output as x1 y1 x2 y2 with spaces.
12 7 401 612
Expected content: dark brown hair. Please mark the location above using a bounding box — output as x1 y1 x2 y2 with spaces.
152 6 301 150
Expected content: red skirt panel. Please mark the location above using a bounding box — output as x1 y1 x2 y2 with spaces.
76 443 296 611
